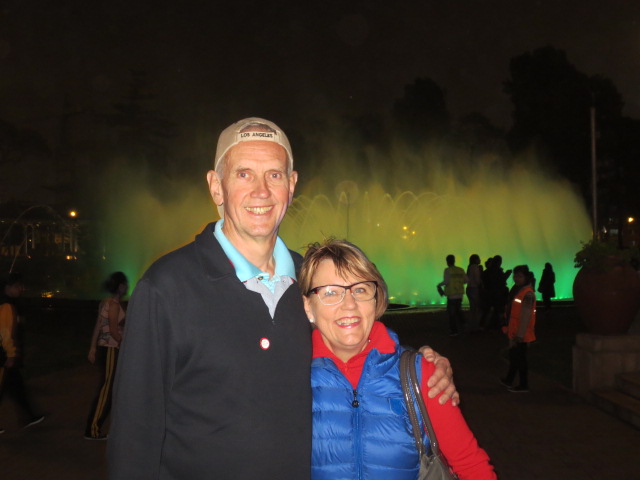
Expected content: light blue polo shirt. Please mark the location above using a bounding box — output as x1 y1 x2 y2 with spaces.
214 219 296 318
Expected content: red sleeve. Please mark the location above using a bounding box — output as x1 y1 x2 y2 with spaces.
420 359 497 480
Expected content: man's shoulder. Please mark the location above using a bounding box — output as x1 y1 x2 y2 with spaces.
148 241 197 273
143 223 218 277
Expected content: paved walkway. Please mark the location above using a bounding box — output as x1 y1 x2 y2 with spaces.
1 306 639 479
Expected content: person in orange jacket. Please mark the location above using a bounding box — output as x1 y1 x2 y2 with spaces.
500 265 536 393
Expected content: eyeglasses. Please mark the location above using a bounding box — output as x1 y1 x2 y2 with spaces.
307 281 378 306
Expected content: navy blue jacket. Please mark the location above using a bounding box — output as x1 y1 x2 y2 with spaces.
108 222 312 479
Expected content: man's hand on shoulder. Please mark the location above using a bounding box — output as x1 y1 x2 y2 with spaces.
419 346 459 406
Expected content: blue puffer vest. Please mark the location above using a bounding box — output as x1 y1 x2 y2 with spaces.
311 332 430 480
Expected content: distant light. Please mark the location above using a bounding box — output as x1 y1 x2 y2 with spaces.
628 217 635 223
69 210 77 218
402 225 408 230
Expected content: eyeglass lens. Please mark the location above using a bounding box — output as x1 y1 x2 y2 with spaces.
315 281 376 305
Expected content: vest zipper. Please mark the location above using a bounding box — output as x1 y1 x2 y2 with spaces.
352 389 363 479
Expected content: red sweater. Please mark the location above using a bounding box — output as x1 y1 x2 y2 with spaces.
312 322 497 480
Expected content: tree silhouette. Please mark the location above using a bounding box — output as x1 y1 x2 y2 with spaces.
504 46 639 242
101 70 176 174
392 77 450 148
505 47 593 190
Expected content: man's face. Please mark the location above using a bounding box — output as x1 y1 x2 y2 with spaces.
208 140 297 243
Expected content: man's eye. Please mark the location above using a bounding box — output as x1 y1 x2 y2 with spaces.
270 172 283 180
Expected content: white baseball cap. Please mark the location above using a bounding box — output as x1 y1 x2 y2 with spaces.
214 117 293 171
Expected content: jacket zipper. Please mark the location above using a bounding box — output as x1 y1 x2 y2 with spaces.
352 389 362 479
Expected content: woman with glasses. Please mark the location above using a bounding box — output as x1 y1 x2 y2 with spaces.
299 239 496 480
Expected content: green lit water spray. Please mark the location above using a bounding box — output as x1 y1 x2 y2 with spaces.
104 149 592 305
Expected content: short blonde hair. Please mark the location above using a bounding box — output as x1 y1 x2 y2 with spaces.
299 238 389 320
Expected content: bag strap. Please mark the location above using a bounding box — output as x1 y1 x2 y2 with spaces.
400 350 427 456
400 349 442 456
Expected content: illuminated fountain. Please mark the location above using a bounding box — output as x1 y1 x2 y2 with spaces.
103 150 592 305
279 168 591 305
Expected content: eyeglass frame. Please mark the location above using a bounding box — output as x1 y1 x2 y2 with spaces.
306 281 378 306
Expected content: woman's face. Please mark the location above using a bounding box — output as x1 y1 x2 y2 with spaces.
117 282 128 297
303 259 377 363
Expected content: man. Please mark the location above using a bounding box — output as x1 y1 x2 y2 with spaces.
0 273 45 434
108 118 457 479
483 254 512 330
437 254 467 336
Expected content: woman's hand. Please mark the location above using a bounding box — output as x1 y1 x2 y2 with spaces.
88 347 96 364
419 346 460 406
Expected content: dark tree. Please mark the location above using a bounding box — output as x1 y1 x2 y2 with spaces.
0 120 54 204
0 120 50 166
102 70 176 174
392 77 450 148
452 112 507 162
504 47 593 191
505 46 639 243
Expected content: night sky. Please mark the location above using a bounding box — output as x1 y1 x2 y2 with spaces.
2 0 640 145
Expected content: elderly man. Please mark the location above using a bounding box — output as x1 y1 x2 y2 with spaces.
108 118 456 479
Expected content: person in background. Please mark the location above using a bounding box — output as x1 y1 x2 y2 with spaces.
0 273 45 434
84 271 128 440
437 254 467 336
483 255 511 330
538 262 556 311
466 254 483 333
301 239 497 479
107 117 458 480
501 265 536 393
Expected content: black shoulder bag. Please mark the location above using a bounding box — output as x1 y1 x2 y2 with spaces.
400 349 459 480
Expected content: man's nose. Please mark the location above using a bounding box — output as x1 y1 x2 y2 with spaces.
251 177 270 197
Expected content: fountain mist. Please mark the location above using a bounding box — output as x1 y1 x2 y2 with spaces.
103 146 591 305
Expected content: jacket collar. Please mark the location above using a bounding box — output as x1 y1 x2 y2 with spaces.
194 222 237 283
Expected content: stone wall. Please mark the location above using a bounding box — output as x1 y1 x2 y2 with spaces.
573 333 640 394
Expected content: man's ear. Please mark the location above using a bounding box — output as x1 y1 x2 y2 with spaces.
288 170 298 204
207 170 223 207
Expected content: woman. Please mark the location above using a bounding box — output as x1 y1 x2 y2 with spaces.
501 265 536 393
466 254 483 333
300 239 496 480
84 271 128 440
537 262 556 311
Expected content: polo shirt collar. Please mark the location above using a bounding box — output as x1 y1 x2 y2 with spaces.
213 219 296 282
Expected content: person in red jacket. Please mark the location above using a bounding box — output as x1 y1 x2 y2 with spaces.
501 265 536 393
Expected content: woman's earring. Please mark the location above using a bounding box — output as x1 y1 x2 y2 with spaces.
308 318 315 323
